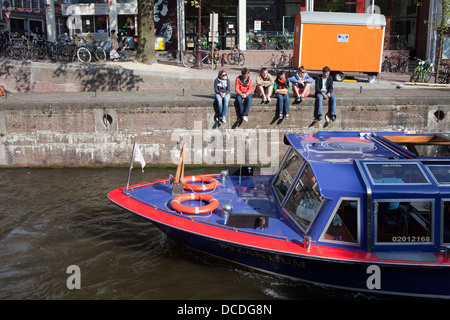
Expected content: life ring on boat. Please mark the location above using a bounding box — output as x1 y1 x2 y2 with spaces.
170 193 219 214
183 175 219 192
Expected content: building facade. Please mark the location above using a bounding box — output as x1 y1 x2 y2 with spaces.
1 0 448 62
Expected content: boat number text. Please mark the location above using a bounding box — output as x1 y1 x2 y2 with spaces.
366 265 381 290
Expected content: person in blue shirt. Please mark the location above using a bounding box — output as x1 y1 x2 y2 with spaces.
289 66 313 103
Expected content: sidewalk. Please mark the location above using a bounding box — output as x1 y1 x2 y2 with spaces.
0 51 449 109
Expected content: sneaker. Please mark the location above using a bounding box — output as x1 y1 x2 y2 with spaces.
315 115 322 121
243 116 248 122
285 113 289 119
222 117 227 123
300 96 304 102
124 56 128 61
331 115 336 122
279 113 283 120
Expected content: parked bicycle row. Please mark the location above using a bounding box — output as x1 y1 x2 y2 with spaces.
0 31 107 64
182 45 294 73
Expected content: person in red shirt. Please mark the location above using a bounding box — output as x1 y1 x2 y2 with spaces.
235 68 253 122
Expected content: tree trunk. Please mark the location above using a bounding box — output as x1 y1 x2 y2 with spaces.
136 0 157 65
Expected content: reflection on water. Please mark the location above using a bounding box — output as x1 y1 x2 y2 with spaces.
0 167 353 300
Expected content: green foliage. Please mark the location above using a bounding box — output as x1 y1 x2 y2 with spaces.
184 0 200 8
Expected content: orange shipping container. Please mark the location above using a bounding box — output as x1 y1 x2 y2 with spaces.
293 12 386 81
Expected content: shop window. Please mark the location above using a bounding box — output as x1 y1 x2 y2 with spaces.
118 16 136 37
375 200 433 244
321 199 359 244
82 16 94 33
283 164 324 232
314 1 356 13
95 16 108 34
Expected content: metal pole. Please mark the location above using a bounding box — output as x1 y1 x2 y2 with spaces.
211 11 215 70
195 0 202 69
125 141 136 192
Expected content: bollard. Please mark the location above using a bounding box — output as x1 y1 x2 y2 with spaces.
221 54 225 67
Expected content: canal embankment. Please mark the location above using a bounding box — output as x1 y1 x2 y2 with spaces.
0 58 449 168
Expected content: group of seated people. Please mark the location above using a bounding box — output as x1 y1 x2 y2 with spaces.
213 66 336 123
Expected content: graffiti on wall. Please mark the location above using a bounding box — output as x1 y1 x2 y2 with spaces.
154 0 177 50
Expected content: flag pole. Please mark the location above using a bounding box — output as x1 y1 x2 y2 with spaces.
125 141 136 192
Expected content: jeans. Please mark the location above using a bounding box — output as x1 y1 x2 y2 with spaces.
214 93 230 117
315 91 336 116
235 93 253 117
276 93 289 114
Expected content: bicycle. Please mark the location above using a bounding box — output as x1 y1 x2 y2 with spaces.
381 55 396 72
226 46 245 65
384 32 408 50
182 45 218 69
261 51 291 73
410 59 433 83
396 54 409 73
6 33 29 60
275 33 294 50
76 36 107 63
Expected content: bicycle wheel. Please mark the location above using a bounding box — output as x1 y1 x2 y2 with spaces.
182 52 196 68
207 56 217 70
238 53 245 66
94 47 106 62
226 52 236 65
77 47 91 63
396 39 407 50
423 71 431 83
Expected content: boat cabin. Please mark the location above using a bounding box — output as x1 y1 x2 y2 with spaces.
274 131 450 253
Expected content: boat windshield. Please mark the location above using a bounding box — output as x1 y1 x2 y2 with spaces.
273 147 305 203
283 163 324 232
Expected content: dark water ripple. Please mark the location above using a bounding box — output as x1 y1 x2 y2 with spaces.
0 167 354 300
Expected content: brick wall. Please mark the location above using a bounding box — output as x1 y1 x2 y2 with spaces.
0 102 448 167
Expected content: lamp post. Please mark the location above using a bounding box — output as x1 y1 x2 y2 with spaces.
195 0 202 68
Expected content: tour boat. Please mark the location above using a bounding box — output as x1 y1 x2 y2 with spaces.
108 131 450 298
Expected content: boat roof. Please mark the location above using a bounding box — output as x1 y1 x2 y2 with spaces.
298 11 386 27
284 131 450 198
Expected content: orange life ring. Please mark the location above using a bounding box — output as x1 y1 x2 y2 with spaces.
170 193 219 214
183 175 219 192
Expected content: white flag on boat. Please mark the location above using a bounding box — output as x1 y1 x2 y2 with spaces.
132 143 146 172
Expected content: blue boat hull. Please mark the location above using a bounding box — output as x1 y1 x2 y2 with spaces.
151 219 450 299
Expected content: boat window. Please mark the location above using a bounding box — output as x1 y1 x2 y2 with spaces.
284 164 324 231
443 201 450 244
426 165 450 185
375 200 433 244
365 163 429 185
321 199 359 244
273 148 305 203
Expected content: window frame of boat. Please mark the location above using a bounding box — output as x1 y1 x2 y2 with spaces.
281 162 325 234
319 197 361 247
272 146 306 205
441 199 450 246
424 164 450 186
373 198 435 247
363 161 432 186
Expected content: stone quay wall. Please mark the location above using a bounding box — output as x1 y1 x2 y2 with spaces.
0 58 449 168
1 101 449 168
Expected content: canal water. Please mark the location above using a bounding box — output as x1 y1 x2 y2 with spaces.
0 167 364 300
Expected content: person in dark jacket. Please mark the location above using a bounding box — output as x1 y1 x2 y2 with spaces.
314 66 336 121
214 70 231 123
